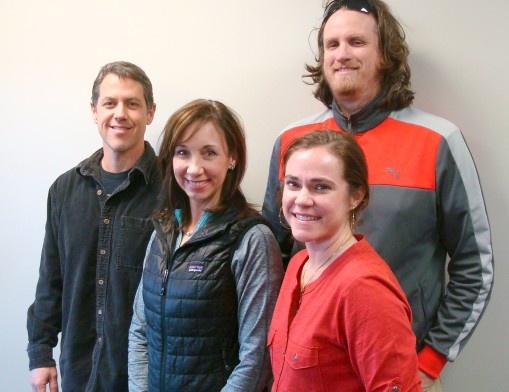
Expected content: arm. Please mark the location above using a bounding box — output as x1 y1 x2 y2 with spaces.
222 224 284 392
341 277 421 392
128 232 155 392
420 134 494 377
262 137 294 266
27 186 62 384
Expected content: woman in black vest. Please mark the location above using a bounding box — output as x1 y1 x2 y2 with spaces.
128 99 284 392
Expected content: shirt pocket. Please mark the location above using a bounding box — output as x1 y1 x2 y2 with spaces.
283 340 324 391
268 328 284 378
116 216 153 271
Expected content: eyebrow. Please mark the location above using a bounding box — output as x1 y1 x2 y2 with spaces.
284 174 334 183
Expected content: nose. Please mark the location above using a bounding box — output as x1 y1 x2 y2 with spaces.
294 188 313 207
114 103 127 120
336 43 352 62
186 157 204 176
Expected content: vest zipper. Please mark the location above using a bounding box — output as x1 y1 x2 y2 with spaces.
160 269 169 296
160 265 170 391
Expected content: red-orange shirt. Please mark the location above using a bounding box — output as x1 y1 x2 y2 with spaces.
269 236 422 392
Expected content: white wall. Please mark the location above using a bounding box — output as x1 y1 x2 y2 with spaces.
1 0 507 390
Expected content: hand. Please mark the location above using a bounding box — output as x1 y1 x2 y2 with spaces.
30 367 59 392
418 370 435 388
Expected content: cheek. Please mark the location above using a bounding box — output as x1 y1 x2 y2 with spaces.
281 191 293 214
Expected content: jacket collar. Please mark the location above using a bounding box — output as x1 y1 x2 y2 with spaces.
331 92 391 134
76 141 157 185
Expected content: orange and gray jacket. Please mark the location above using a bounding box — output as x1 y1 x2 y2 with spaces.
262 95 494 376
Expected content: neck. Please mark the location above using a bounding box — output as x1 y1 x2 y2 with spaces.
306 229 355 269
334 87 381 118
101 143 145 173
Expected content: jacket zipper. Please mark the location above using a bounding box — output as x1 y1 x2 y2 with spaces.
222 349 230 371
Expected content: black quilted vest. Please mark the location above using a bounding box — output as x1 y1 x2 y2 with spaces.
143 209 267 392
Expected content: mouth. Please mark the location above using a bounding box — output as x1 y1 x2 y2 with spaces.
109 125 132 131
293 213 321 222
185 179 208 188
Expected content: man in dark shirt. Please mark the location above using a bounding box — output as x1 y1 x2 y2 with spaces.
27 61 161 391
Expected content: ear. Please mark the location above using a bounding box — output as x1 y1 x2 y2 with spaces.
146 103 156 125
90 101 98 124
350 187 365 210
230 153 237 168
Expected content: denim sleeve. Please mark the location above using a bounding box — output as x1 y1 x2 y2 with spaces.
222 224 284 392
27 186 61 370
128 232 155 392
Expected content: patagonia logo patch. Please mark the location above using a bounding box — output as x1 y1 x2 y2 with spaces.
188 262 205 273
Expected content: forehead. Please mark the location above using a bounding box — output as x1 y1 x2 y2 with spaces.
286 146 343 178
98 73 145 99
179 120 227 147
323 8 378 40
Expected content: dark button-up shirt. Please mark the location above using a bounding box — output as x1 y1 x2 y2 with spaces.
27 142 161 391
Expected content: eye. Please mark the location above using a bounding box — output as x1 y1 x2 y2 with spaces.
128 101 140 108
204 149 218 157
350 39 365 47
103 101 114 108
325 41 339 50
174 149 188 157
315 183 331 191
285 180 300 190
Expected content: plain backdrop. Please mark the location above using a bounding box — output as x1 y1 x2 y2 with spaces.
1 0 508 390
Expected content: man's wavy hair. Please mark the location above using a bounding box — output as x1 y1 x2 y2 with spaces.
304 0 414 110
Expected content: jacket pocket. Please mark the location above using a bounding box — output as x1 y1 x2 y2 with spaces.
116 216 153 271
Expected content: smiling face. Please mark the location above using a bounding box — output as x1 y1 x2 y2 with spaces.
323 8 382 112
282 145 362 246
172 121 235 216
91 73 155 171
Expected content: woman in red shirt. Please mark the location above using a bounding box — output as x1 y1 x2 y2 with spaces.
269 130 422 392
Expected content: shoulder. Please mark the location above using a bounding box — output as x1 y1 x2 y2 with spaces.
281 109 334 134
389 106 460 139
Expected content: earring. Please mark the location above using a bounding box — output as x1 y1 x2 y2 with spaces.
278 207 291 230
229 164 235 171
350 210 356 231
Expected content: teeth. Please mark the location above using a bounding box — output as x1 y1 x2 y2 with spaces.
295 214 320 221
188 180 207 187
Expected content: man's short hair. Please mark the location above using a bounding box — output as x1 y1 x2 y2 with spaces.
91 61 154 109
304 0 414 110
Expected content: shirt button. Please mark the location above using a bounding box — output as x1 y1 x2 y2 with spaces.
98 279 104 285
98 309 103 315
103 218 110 225
100 249 106 255
98 337 102 343
392 387 399 392
281 350 285 356
293 354 298 361
97 189 102 196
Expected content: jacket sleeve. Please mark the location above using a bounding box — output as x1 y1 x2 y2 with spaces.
128 232 155 392
421 131 494 374
222 224 284 392
262 136 294 266
27 186 62 370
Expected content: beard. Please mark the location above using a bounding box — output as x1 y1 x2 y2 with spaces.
330 74 357 96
